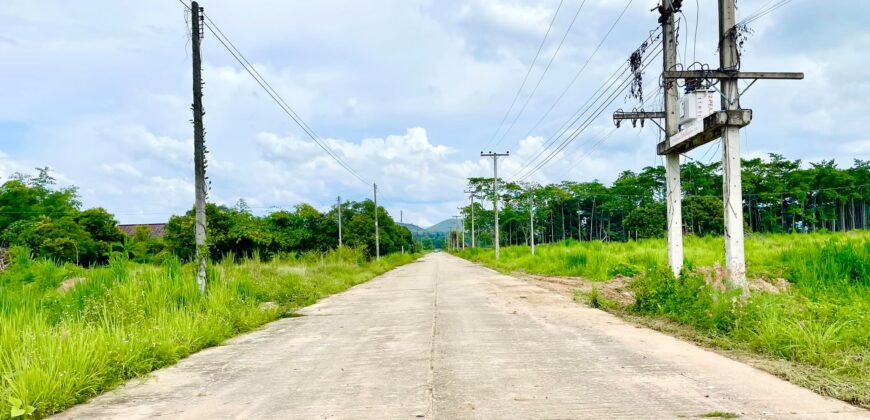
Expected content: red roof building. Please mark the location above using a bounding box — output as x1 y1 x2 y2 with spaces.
118 224 167 238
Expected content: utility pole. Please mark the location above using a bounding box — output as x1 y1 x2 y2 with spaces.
457 207 467 249
191 1 207 293
373 183 380 261
529 195 535 256
481 151 509 260
453 216 460 250
718 0 745 287
576 209 582 241
589 197 596 241
337 196 343 248
464 190 477 247
662 0 684 278
400 210 404 255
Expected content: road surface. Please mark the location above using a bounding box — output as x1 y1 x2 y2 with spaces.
56 253 868 419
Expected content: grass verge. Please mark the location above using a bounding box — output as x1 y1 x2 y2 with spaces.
456 231 870 408
0 247 418 419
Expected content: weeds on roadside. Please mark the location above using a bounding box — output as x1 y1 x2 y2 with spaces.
0 247 417 419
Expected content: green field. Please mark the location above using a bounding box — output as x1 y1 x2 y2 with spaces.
455 232 870 408
0 248 417 419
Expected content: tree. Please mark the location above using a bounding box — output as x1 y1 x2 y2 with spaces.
624 204 666 239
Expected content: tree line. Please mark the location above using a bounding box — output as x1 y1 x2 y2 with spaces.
0 168 414 265
460 155 869 247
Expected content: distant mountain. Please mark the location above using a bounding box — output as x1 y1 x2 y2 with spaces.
400 219 458 249
398 223 426 235
425 218 462 234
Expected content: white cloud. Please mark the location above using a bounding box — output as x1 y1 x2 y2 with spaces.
843 139 870 155
459 0 554 35
100 163 142 178
0 150 25 181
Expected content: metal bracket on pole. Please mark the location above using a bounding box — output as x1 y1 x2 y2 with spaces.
663 70 804 80
613 110 666 132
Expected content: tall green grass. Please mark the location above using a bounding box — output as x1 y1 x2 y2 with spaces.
0 247 417 419
456 232 867 281
456 232 870 407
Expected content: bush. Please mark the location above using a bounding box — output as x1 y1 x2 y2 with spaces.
630 269 740 333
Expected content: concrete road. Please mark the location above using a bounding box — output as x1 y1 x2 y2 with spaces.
56 253 868 419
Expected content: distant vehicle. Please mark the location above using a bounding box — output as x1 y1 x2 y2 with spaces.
433 249 441 253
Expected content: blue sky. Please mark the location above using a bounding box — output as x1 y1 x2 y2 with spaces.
1 0 868 227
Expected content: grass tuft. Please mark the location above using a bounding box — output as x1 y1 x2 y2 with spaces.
698 411 740 418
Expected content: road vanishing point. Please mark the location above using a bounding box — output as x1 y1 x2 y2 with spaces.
56 253 868 419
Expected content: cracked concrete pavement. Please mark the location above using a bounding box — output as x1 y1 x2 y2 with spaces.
54 252 869 419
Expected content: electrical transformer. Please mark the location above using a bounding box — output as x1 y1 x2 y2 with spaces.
678 89 717 128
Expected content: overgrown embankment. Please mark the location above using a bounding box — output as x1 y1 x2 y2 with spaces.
455 232 870 408
0 247 418 419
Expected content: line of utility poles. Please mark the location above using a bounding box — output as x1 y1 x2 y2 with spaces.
612 0 802 290
481 151 509 260
190 1 208 293
464 190 477 247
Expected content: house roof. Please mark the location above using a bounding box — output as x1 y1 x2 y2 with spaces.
118 223 167 238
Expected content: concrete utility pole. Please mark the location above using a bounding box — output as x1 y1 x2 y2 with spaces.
589 197 596 242
529 195 535 256
464 190 477 247
481 151 509 260
191 1 208 293
453 216 460 250
576 209 582 240
400 210 404 255
337 196 342 248
373 183 380 261
662 0 684 278
718 0 745 287
457 207 467 249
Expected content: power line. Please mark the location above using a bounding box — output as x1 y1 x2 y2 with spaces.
738 0 796 26
514 46 663 182
509 49 648 180
177 0 370 186
483 0 565 151
522 79 660 184
515 0 643 149
509 30 661 180
510 40 663 181
490 0 589 149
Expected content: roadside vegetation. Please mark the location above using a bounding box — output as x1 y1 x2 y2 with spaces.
0 168 417 266
0 167 421 418
458 155 868 248
0 247 418 419
455 231 870 408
